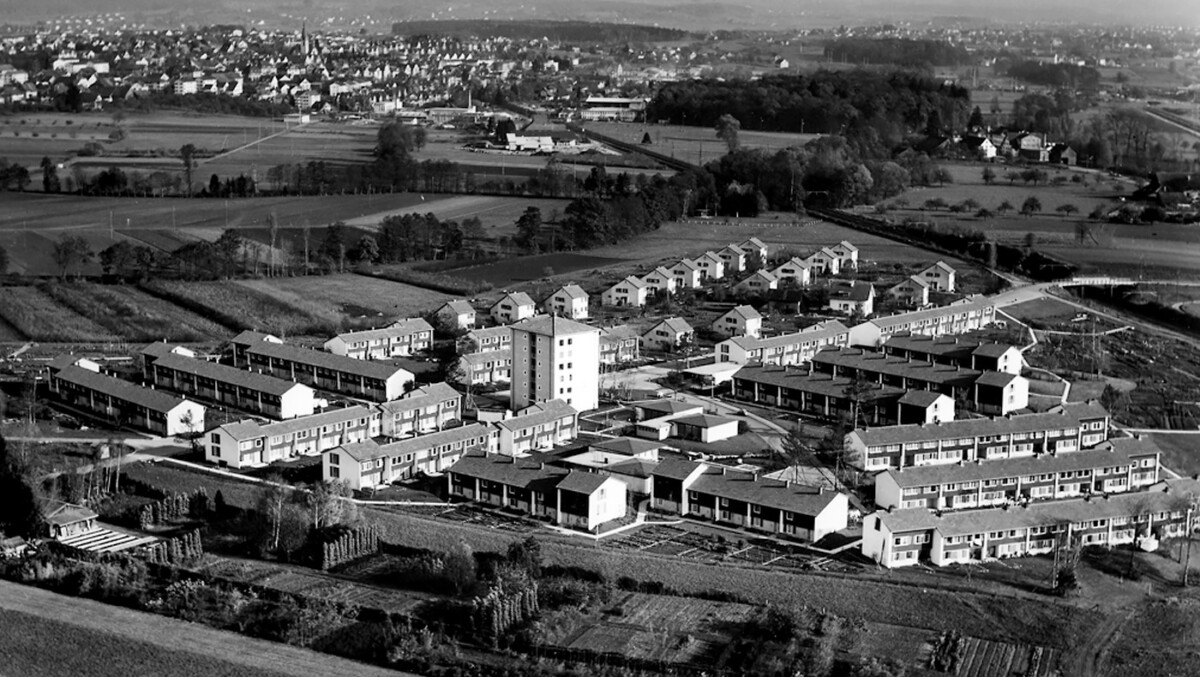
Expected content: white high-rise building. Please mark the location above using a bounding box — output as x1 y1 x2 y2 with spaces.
511 315 600 413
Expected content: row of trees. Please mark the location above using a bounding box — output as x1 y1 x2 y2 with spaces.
824 38 973 69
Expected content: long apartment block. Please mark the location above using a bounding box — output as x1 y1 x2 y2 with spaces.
846 401 1111 471
142 343 317 420
378 382 462 438
323 318 434 359
716 320 850 366
48 356 205 437
232 331 414 402
207 405 380 469
863 479 1195 568
874 435 1162 511
848 296 996 347
325 423 498 490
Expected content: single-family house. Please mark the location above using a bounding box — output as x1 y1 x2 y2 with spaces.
712 305 763 339
738 237 769 265
829 241 859 270
490 292 536 324
803 248 842 275
918 261 956 292
828 280 875 316
436 300 477 330
640 317 695 353
543 284 590 319
717 244 748 274
669 259 703 289
600 325 641 365
734 270 780 297
694 252 726 281
602 276 649 308
641 266 678 296
771 257 812 287
887 276 931 307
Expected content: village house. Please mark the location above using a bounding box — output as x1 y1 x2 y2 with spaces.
640 317 695 353
887 276 931 307
542 284 590 320
1010 132 1048 162
232 332 414 402
436 300 477 330
735 269 780 296
828 280 875 316
325 423 498 490
48 356 206 437
770 257 813 287
379 382 462 438
323 318 434 359
650 459 849 543
490 291 537 324
862 478 1194 569
206 405 378 469
711 305 763 339
960 135 997 160
640 266 678 296
845 401 1112 471
142 344 317 420
496 399 580 456
42 499 99 540
917 261 956 292
447 453 628 531
601 276 649 308
669 259 703 289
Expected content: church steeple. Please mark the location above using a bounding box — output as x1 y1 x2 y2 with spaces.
301 20 309 60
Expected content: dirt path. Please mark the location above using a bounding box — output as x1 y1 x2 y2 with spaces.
1059 608 1132 677
0 580 413 677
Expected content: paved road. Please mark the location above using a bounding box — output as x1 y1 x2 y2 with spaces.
0 580 414 677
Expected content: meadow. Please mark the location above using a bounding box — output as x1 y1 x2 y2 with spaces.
579 121 820 165
38 282 231 341
0 285 120 342
232 274 454 322
141 278 335 337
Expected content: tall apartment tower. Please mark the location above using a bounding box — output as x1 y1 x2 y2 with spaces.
510 315 600 413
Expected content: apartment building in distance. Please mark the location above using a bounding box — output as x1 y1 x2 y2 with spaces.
207 405 379 469
142 343 317 420
862 478 1195 569
325 423 498 490
323 319 434 359
232 331 413 402
846 401 1112 471
510 315 601 412
378 382 462 438
849 296 996 348
48 356 205 437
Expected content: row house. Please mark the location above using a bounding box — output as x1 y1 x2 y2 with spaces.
48 356 205 437
640 317 694 353
716 320 850 366
542 284 589 320
846 401 1112 471
602 276 649 308
599 325 641 365
882 332 1024 375
458 348 512 386
323 318 434 359
326 423 497 490
862 479 1196 568
490 291 536 324
232 331 413 402
711 305 763 339
811 347 1029 415
732 365 954 426
463 325 511 353
436 300 476 330
206 405 378 469
496 399 579 456
447 453 628 532
849 296 997 347
875 435 1162 511
379 382 462 438
650 459 848 543
142 345 317 420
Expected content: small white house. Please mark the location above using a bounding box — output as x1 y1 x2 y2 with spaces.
694 252 726 281
602 276 649 308
640 317 694 353
436 300 476 330
641 266 678 295
543 284 590 319
490 292 536 324
887 276 931 307
771 257 812 287
738 237 769 265
804 248 842 275
734 269 779 296
828 241 859 270
828 281 875 316
669 259 703 289
919 261 956 292
711 305 763 339
717 244 748 274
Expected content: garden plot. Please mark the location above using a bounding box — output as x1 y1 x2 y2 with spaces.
953 638 1059 677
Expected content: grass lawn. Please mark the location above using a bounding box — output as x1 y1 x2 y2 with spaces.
1003 297 1080 322
1146 432 1200 476
578 121 819 165
232 273 454 324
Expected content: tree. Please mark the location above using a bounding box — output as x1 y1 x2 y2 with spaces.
1024 232 1037 251
967 106 984 130
99 241 138 277
52 235 93 279
515 206 542 253
505 536 543 578
0 245 8 276
352 235 379 265
932 167 953 186
715 114 741 153
996 200 1015 215
1088 204 1109 220
981 165 996 185
1056 203 1079 218
444 538 477 595
308 480 355 531
1020 196 1042 218
254 473 290 555
0 436 43 538
179 143 196 196
779 423 814 470
40 156 60 193
214 229 244 277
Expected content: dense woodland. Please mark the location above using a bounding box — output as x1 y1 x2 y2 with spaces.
1004 60 1102 92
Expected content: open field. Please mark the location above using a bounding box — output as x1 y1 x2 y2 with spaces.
448 252 629 287
579 121 820 165
1145 432 1200 477
232 274 454 322
37 282 232 341
142 279 334 336
0 285 120 342
0 580 409 677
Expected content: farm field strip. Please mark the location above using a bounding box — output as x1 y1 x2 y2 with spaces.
0 285 120 342
231 274 455 321
141 279 332 337
38 282 232 341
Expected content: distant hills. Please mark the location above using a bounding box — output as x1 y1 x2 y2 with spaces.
390 20 690 43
